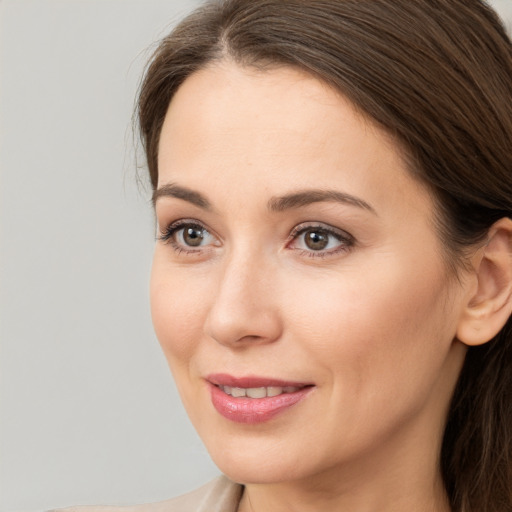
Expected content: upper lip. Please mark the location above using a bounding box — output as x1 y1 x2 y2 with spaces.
206 373 313 388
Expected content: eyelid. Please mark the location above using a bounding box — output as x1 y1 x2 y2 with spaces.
289 221 353 241
287 221 355 257
158 218 220 249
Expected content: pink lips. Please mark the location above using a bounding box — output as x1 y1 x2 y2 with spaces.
207 374 314 424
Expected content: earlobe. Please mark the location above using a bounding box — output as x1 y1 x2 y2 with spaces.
457 217 512 347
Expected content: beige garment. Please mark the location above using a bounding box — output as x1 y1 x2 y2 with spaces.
51 476 243 512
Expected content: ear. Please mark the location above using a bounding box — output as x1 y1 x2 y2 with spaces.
457 217 512 346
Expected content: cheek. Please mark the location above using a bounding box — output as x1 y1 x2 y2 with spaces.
284 254 456 391
281 256 460 452
150 254 210 367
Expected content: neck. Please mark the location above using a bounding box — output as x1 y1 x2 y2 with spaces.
239 476 450 512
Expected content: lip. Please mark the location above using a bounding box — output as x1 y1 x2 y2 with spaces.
206 374 314 424
207 373 311 388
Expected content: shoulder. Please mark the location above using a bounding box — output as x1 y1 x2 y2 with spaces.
50 476 243 512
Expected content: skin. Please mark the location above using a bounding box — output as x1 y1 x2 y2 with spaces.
150 62 476 512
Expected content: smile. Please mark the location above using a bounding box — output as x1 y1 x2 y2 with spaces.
219 385 302 398
206 375 314 424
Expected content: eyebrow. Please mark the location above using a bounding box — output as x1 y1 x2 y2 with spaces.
152 183 212 210
268 189 376 214
153 183 376 215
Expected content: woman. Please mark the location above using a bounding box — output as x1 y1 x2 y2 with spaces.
64 0 512 511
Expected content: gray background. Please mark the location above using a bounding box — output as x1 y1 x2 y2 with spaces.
1 1 511 511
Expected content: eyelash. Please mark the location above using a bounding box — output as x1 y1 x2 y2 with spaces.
158 219 215 255
158 220 355 259
287 223 354 259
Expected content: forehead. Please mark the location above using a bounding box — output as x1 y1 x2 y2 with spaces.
159 62 349 161
157 61 431 220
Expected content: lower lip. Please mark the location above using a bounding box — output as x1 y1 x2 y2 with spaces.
208 383 313 424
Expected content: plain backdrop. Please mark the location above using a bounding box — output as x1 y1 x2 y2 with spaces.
1 1 511 511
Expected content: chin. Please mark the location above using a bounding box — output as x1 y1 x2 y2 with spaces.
200 433 319 485
215 457 303 485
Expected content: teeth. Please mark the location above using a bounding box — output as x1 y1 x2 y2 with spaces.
246 387 266 398
220 385 301 398
267 386 283 397
230 387 246 398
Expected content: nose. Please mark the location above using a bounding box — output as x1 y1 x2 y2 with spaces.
203 249 283 348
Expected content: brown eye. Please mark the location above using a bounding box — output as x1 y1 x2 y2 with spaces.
304 229 329 250
182 226 206 247
159 221 216 250
288 223 354 257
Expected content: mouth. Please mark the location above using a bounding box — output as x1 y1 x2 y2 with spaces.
218 385 305 398
206 374 314 424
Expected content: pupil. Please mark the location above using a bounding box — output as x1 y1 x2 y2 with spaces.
184 227 204 247
305 230 328 250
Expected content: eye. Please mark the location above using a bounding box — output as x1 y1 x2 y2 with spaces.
288 223 354 257
177 225 212 247
159 220 218 252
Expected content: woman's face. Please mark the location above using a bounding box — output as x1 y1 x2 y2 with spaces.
151 62 469 486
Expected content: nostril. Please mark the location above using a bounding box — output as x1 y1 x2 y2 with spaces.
204 304 282 347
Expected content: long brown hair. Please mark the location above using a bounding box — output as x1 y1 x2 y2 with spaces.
137 1 512 510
